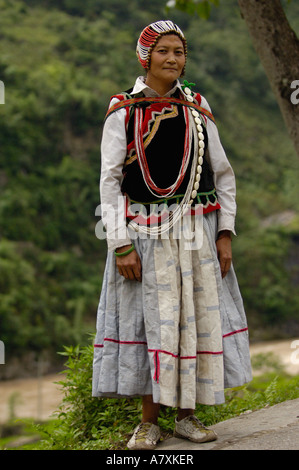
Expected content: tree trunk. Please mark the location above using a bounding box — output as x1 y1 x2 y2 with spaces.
238 0 299 158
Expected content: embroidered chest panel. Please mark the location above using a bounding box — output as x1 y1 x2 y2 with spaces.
126 102 181 166
125 102 187 189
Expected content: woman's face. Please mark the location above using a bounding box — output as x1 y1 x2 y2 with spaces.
146 34 186 89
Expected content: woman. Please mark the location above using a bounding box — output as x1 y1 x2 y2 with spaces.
92 20 252 450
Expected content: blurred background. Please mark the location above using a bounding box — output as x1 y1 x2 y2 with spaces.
0 0 298 432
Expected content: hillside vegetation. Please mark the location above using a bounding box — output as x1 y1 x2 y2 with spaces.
0 0 299 373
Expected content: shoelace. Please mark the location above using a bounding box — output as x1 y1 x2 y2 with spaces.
184 415 209 431
135 423 154 441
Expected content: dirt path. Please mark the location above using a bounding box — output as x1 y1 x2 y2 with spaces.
249 338 299 376
0 373 64 424
0 339 298 424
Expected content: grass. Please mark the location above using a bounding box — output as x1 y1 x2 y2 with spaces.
1 345 299 450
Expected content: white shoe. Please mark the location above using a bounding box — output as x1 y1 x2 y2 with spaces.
127 422 161 450
174 415 217 443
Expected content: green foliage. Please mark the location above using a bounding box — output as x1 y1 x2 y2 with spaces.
0 239 103 356
36 344 299 450
233 226 299 329
0 418 40 450
167 0 220 19
0 0 299 361
167 0 295 20
37 343 143 450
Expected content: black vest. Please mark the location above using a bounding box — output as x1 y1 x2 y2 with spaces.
119 90 218 210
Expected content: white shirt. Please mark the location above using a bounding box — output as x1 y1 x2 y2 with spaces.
99 77 236 251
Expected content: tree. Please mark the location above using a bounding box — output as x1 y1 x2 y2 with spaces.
168 0 299 158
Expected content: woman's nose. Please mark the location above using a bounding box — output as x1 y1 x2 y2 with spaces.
166 55 176 63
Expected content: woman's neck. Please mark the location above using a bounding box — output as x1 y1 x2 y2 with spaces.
144 76 176 96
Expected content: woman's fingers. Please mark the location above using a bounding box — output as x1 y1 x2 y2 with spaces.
216 236 232 278
116 250 142 282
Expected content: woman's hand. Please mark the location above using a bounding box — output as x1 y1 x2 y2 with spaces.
115 245 142 282
216 231 232 278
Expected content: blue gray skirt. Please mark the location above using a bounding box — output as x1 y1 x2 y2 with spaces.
92 212 252 409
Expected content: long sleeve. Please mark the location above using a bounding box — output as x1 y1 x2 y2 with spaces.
100 98 132 251
201 96 237 235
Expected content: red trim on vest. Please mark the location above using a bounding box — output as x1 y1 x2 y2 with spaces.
106 95 215 124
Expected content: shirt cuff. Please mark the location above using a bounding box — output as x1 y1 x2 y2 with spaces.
107 238 133 252
217 212 236 236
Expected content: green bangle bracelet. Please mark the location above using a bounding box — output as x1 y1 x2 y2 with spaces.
115 243 135 257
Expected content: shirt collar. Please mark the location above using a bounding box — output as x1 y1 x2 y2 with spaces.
131 76 184 97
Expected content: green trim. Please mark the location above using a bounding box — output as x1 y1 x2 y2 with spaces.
128 189 217 206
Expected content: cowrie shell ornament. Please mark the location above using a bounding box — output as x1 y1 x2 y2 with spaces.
185 88 205 205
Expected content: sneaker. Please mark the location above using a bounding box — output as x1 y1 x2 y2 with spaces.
174 415 217 443
127 422 161 450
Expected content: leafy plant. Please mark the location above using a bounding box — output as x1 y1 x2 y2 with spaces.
36 344 299 450
37 343 143 449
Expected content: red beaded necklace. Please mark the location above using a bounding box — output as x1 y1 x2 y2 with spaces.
134 103 192 198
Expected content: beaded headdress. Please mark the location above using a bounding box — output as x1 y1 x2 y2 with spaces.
136 20 187 71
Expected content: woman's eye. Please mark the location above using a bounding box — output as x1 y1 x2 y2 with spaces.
156 49 184 55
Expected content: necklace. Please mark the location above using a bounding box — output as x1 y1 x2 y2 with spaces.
129 87 205 235
134 104 192 198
